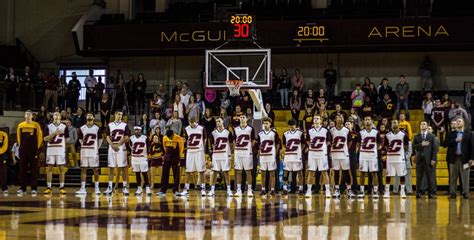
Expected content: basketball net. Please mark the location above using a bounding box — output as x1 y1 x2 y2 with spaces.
226 79 243 96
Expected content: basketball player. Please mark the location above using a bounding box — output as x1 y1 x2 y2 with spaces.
179 117 207 197
17 110 43 195
208 117 233 197
43 112 69 195
358 116 382 198
257 117 280 196
104 110 130 195
282 119 305 195
384 119 410 198
233 114 256 197
130 126 151 196
306 115 332 198
76 112 102 195
148 133 163 193
0 128 8 194
330 115 354 198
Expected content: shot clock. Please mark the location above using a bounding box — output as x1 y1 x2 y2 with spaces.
230 14 255 41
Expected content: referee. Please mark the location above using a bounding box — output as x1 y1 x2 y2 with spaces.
16 110 43 195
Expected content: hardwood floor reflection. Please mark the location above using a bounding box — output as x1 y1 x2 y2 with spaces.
0 188 472 239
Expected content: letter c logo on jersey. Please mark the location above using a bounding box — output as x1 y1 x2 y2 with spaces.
310 136 325 150
187 134 202 147
286 139 300 152
332 136 346 150
214 137 228 151
111 130 125 142
82 134 97 146
260 140 274 154
361 137 376 150
132 142 146 155
388 139 402 152
50 134 64 144
236 135 250 148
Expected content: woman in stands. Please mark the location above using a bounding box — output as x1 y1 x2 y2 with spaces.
304 88 316 115
290 89 301 125
219 107 230 129
201 108 216 138
278 68 291 108
422 92 434 125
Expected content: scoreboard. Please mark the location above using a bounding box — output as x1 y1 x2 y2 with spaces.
229 14 255 41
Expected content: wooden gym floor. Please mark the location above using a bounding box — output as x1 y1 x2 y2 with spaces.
0 188 472 239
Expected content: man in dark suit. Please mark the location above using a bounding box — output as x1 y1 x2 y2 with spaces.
446 118 474 199
413 121 437 198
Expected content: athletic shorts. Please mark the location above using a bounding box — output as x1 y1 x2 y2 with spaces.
186 152 206 173
132 159 148 172
359 159 378 172
331 158 350 171
149 158 162 167
386 162 407 177
260 160 277 171
212 158 230 172
46 155 66 166
308 157 329 171
81 156 99 168
234 154 253 170
283 161 303 171
108 148 127 168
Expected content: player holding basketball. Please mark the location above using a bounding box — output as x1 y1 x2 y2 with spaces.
43 112 69 195
281 119 305 195
76 112 102 195
357 116 382 198
257 117 280 196
130 126 151 196
330 115 355 198
306 115 332 198
179 117 207 197
208 117 233 197
104 110 130 195
384 119 411 198
233 114 256 197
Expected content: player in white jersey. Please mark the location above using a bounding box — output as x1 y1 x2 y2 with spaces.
384 119 410 198
179 117 207 197
233 114 256 197
306 116 332 198
257 117 280 196
75 112 103 195
358 116 382 198
281 119 305 195
43 112 69 195
104 110 130 195
330 115 354 198
207 117 233 197
130 126 151 196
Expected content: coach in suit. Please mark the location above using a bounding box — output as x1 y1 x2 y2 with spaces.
446 118 474 199
413 121 437 198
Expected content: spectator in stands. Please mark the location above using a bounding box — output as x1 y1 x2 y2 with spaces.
43 72 59 111
100 93 111 130
60 110 68 121
136 73 147 114
85 69 97 113
157 83 169 107
66 72 81 112
324 62 337 98
302 108 313 133
166 111 183 135
351 83 365 110
317 101 329 120
349 108 360 127
125 75 136 113
316 88 327 106
377 117 390 131
396 75 410 120
422 92 434 125
150 111 166 137
418 56 434 92
178 85 191 107
94 76 105 114
201 108 216 137
73 107 86 129
290 89 301 123
186 95 200 122
442 93 452 108
265 103 275 127
278 68 291 107
220 91 231 114
231 105 243 127
57 75 67 110
367 83 378 105
377 93 395 121
362 77 371 93
36 106 48 129
196 93 205 117
377 78 392 103
64 118 78 168
113 74 126 111
20 66 33 109
237 92 253 112
292 69 304 92
66 107 73 120
304 88 316 114
398 113 413 139
139 114 151 136
150 92 163 114
219 107 230 129
172 81 183 100
172 95 186 124
431 99 446 145
330 103 348 122
360 96 374 119
267 69 278 103
35 72 45 109
448 101 470 127
5 67 19 110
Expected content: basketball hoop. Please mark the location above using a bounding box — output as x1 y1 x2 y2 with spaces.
226 79 243 96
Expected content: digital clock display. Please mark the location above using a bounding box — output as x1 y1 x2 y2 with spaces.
230 14 255 40
293 23 329 44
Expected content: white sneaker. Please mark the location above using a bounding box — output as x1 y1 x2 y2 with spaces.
357 192 365 198
373 191 379 198
400 190 406 198
305 190 312 198
383 191 390 198
145 187 151 196
247 190 253 198
325 190 332 198
227 190 233 197
178 190 188 197
95 187 101 195
333 190 341 198
207 190 215 197
31 190 37 196
123 187 129 196
76 188 87 195
16 189 24 195
347 190 356 198
104 186 113 195
135 187 143 196
234 189 242 197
